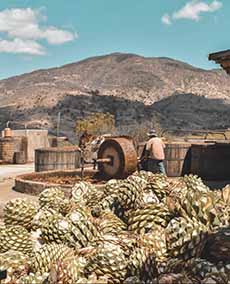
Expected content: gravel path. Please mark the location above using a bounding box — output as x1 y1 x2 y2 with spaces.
0 164 37 218
0 164 34 179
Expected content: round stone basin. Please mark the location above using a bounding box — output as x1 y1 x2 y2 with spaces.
14 168 106 197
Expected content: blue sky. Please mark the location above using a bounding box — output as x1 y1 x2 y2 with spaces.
0 0 229 79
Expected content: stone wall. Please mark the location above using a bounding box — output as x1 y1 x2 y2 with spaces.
12 130 49 162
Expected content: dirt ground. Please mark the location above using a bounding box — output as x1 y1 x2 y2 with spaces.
0 164 37 218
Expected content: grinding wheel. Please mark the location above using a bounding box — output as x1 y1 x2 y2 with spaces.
98 136 138 179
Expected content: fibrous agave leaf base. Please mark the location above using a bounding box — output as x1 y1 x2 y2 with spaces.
0 171 229 283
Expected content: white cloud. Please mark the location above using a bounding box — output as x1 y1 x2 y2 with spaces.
0 38 45 55
0 8 77 55
42 27 76 44
162 14 171 25
162 0 222 25
173 0 222 21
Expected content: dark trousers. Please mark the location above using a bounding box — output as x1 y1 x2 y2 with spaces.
147 159 166 175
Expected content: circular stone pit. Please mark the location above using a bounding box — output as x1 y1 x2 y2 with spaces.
14 169 106 197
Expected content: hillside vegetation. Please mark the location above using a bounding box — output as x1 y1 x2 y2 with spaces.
0 53 230 140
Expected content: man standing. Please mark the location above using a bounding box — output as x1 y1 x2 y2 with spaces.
144 129 166 174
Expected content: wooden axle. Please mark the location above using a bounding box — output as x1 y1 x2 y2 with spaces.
96 158 112 164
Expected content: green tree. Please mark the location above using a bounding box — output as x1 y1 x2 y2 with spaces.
76 112 116 137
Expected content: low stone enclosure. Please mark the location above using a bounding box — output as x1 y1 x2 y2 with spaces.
14 168 106 197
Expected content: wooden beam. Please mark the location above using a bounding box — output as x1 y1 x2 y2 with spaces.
209 49 230 61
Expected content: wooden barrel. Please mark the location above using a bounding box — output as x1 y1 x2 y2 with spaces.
51 137 58 147
0 138 14 163
164 142 192 177
35 146 81 172
191 143 230 180
14 152 27 164
3 128 12 138
50 137 69 147
13 136 28 164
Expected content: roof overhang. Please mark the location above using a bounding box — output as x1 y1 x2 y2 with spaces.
209 49 230 74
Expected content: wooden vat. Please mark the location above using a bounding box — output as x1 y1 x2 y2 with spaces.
35 146 81 172
0 138 14 164
164 142 192 177
191 142 230 180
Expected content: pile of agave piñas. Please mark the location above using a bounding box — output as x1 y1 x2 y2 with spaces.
0 172 229 283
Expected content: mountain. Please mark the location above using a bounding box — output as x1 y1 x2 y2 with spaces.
0 52 230 140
